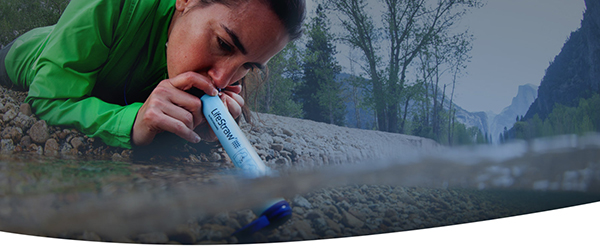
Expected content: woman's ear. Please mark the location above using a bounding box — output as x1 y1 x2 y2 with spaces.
175 0 194 12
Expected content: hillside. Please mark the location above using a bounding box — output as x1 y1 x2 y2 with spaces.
524 0 599 120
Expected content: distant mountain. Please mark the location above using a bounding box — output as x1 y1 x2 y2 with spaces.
489 84 538 144
524 0 599 120
453 105 489 136
335 73 537 145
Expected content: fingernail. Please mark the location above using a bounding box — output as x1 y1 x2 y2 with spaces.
194 134 201 143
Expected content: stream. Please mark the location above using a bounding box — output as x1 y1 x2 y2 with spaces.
1 133 599 243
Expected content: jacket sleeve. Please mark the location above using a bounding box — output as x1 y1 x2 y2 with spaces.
25 0 143 149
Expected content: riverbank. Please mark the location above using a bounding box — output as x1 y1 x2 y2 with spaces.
0 85 441 167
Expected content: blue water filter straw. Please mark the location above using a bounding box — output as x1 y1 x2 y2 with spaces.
200 94 292 237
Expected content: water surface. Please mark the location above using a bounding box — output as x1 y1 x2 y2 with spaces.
1 134 599 243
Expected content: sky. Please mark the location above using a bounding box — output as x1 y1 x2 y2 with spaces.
305 0 586 114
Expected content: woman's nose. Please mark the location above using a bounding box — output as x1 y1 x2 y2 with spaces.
209 63 247 90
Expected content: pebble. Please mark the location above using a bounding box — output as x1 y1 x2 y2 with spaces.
29 120 49 144
2 108 17 122
2 126 22 142
70 137 85 151
341 209 365 229
293 195 313 209
44 138 60 156
1 139 14 153
19 103 32 116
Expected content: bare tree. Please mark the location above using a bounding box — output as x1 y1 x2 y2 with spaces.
327 0 482 133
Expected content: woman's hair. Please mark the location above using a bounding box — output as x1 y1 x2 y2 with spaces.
197 0 306 40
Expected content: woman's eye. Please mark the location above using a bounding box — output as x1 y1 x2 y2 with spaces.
218 38 233 53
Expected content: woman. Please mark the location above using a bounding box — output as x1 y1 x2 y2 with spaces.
0 0 305 149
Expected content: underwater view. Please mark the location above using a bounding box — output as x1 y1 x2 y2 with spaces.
0 133 599 243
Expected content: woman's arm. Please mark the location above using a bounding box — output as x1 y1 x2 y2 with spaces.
23 0 143 149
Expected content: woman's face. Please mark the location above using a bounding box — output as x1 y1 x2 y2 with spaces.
166 0 289 90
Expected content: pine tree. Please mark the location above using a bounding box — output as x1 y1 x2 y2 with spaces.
298 4 345 125
247 42 303 118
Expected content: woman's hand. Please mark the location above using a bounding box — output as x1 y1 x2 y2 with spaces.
131 71 244 146
194 84 245 142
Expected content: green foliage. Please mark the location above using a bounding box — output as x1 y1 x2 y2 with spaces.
0 0 69 46
410 108 486 146
247 42 304 118
298 4 345 126
510 94 600 140
449 123 485 145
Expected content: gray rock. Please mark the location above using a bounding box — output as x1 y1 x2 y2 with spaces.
60 142 73 155
293 195 313 209
70 137 85 151
311 217 329 235
27 144 43 155
208 152 221 162
324 230 337 237
19 136 31 147
29 120 49 144
19 103 32 116
283 142 295 152
271 143 284 151
12 113 35 130
259 133 273 145
326 218 341 233
275 157 289 165
2 126 22 142
44 138 60 156
2 108 17 122
57 129 70 139
282 128 294 136
1 139 15 154
341 209 365 229
291 221 314 240
305 210 323 220
272 136 285 144
235 209 256 226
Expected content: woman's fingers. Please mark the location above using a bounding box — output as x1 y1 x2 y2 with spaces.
223 84 242 94
132 78 205 146
220 90 244 119
132 98 202 146
131 71 247 146
169 71 218 96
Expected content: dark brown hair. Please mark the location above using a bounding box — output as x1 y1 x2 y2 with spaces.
197 0 306 40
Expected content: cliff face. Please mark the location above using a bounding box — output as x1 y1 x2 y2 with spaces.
490 84 537 143
454 108 488 135
524 0 600 120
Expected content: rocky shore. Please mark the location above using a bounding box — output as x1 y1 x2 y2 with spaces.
0 84 440 166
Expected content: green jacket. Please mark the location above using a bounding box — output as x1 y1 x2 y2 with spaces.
4 0 175 149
